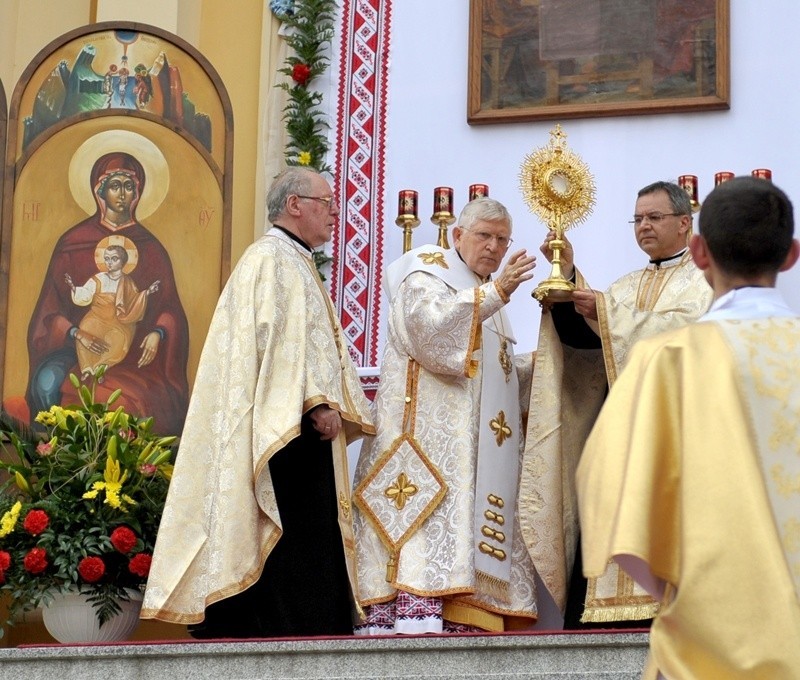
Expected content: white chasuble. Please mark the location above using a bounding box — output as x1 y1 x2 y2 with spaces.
141 229 374 624
353 245 537 630
578 320 800 679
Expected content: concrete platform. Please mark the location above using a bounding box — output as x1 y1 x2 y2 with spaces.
0 631 649 679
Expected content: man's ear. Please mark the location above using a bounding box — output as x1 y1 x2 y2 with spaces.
689 233 711 271
779 238 800 272
285 194 303 217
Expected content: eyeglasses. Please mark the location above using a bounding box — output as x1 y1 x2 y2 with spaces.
296 195 335 209
460 228 513 248
628 212 684 226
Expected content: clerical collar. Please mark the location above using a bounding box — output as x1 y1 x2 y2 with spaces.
649 248 687 266
272 224 311 252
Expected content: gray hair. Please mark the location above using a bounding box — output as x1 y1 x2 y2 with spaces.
638 180 692 216
267 167 318 222
457 197 513 232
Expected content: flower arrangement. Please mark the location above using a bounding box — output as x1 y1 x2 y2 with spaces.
274 0 337 277
0 369 175 631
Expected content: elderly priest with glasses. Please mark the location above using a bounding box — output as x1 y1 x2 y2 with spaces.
352 197 541 634
522 180 714 630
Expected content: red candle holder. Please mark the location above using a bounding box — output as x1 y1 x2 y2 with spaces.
433 187 454 216
397 189 418 219
714 172 735 186
468 184 489 201
751 168 772 181
678 174 699 212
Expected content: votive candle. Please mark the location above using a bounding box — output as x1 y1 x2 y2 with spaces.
398 190 418 218
751 168 772 181
714 172 735 185
469 184 489 201
433 187 454 215
678 174 698 205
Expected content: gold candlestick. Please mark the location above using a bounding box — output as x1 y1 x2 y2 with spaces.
431 187 455 249
397 190 420 253
519 124 595 303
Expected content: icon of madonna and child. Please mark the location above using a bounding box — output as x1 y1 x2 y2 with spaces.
25 151 190 435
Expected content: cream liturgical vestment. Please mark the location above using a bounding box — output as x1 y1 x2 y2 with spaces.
353 245 538 631
141 229 374 624
521 251 712 625
578 315 800 679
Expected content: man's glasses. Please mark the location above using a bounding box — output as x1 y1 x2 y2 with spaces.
297 195 335 209
628 212 684 226
460 228 513 248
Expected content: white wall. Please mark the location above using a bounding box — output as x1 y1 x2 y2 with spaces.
378 1 800 354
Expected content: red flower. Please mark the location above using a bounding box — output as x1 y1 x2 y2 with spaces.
23 547 48 574
23 509 50 536
110 526 138 554
128 552 152 578
0 550 11 571
291 63 312 85
77 556 106 583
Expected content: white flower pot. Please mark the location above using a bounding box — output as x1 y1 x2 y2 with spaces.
42 589 143 643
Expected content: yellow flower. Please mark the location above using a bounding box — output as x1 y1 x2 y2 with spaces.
34 407 57 426
82 458 136 510
298 151 312 166
0 501 22 537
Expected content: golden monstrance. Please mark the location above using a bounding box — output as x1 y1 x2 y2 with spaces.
519 125 595 302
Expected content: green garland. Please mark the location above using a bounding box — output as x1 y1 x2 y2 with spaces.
276 0 338 277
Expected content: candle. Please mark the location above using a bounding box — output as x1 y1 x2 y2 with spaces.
469 184 489 201
433 187 454 216
678 174 698 205
398 190 418 219
714 172 735 185
751 168 772 181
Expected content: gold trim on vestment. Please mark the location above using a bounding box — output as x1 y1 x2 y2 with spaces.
465 287 481 378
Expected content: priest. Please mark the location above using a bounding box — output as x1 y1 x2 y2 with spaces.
141 167 375 637
521 180 713 628
578 175 800 677
353 197 539 633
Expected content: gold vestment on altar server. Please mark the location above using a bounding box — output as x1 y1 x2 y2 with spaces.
353 245 538 630
578 320 800 679
521 252 712 624
141 229 374 624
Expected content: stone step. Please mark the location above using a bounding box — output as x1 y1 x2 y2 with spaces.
0 632 649 679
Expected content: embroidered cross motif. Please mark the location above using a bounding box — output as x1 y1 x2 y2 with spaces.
489 411 512 446
384 472 419 510
418 252 448 268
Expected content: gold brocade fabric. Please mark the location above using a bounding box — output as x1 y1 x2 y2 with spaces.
584 254 712 621
140 229 374 624
578 320 800 679
353 247 538 627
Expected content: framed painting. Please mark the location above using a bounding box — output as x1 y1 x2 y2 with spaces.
468 0 730 124
0 23 233 436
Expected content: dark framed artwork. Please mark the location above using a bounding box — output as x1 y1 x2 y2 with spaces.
0 22 234 436
468 0 730 124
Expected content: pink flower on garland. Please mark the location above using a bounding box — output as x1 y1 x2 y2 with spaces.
292 63 312 85
23 509 49 535
77 556 105 583
23 547 48 574
110 526 138 554
128 552 152 578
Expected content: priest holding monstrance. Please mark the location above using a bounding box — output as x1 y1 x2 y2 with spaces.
521 128 713 628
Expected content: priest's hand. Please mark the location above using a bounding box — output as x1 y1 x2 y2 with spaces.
496 250 536 298
540 230 575 281
572 288 599 321
311 405 342 441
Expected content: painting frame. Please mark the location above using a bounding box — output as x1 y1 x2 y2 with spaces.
468 0 730 125
0 22 234 436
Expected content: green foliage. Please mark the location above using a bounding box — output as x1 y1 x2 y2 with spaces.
276 1 338 280
0 368 174 634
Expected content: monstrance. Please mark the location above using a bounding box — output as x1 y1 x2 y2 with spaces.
519 124 595 302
